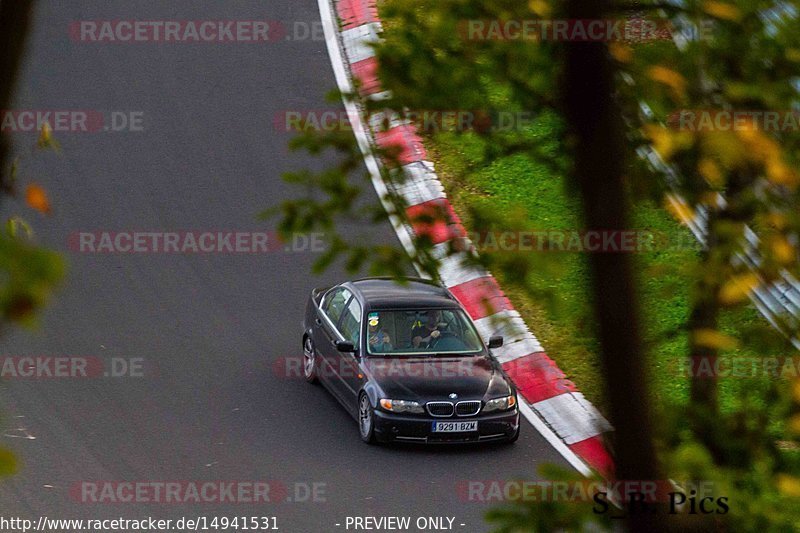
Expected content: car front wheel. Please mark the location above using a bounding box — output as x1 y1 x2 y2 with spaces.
303 336 318 384
358 393 376 444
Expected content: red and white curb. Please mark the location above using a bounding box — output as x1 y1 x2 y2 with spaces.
318 0 614 478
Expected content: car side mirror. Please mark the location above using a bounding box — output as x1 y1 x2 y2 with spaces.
487 336 504 349
335 340 357 353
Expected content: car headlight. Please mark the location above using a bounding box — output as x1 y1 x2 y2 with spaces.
379 399 424 414
482 395 517 412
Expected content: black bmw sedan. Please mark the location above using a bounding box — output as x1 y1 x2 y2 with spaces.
302 277 520 444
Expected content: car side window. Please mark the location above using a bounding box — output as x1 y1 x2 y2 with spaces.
338 297 362 346
322 288 352 326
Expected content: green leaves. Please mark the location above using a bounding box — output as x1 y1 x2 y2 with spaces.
272 0 800 528
0 232 64 326
261 97 431 278
0 109 67 481
0 448 17 477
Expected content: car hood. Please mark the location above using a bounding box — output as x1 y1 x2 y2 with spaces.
364 355 511 401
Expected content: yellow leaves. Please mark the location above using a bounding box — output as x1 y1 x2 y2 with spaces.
789 414 800 435
786 48 800 62
737 124 777 149
736 127 799 188
737 124 784 160
701 131 748 170
776 474 800 497
663 112 799 191
765 159 799 187
36 122 59 152
646 124 673 159
765 212 789 230
664 194 695 226
698 158 724 188
25 184 51 215
23 127 58 215
6 216 33 239
609 42 633 63
528 0 551 17
38 122 52 146
719 273 760 305
691 329 739 350
644 124 694 160
698 191 721 207
767 234 796 264
648 66 685 89
697 125 799 189
647 65 687 100
702 1 742 22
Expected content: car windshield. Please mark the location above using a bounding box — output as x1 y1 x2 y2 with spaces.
364 308 483 355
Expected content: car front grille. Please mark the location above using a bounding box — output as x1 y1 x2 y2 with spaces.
455 400 482 417
426 401 455 417
426 401 481 417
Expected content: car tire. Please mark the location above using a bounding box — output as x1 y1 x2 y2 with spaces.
303 336 318 384
506 424 520 444
358 393 376 444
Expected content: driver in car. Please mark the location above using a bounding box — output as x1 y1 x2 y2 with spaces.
412 310 443 348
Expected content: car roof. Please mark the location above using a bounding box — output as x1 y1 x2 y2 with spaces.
347 277 460 311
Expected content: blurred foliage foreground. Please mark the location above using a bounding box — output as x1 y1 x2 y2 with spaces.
0 0 64 483
270 0 800 530
0 125 65 478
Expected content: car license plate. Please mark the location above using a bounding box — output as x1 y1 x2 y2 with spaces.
431 421 478 432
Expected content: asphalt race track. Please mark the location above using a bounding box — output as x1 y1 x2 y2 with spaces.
0 2 572 531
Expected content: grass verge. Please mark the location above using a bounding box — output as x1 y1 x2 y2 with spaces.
424 111 788 415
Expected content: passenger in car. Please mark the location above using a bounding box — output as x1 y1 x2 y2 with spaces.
367 314 393 352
